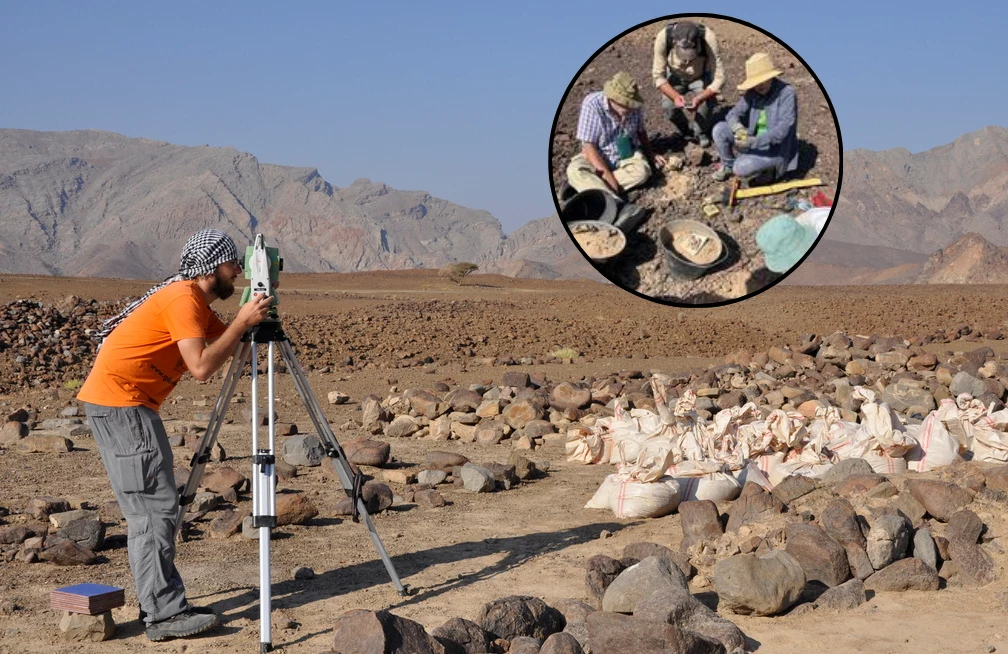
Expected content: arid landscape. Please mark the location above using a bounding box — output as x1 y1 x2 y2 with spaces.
1 272 1007 653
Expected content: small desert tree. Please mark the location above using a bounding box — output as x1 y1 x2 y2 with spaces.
444 262 478 286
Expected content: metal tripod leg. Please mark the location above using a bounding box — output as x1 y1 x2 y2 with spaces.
251 340 278 653
276 339 407 596
175 339 252 536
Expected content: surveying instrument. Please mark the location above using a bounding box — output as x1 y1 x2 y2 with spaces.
174 234 406 653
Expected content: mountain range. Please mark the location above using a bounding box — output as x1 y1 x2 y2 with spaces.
0 129 598 280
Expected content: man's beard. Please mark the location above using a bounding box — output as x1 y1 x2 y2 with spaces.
210 269 235 301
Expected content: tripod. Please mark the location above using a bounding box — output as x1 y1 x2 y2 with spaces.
175 318 406 653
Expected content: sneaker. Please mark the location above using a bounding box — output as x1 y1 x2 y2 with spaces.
712 164 733 182
697 134 711 148
146 609 220 642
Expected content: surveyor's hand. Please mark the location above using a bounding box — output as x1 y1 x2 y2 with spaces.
733 126 748 150
672 92 686 108
688 96 701 110
653 154 668 169
238 294 273 329
602 171 622 195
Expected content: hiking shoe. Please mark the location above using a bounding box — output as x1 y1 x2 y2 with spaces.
139 604 215 623
712 164 733 182
146 609 220 642
697 134 711 148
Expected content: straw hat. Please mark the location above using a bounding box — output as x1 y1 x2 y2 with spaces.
737 53 782 91
603 72 643 109
756 214 817 273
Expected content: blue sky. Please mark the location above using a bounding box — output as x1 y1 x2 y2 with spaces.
1 1 1003 232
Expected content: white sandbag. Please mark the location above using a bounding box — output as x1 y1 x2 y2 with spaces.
860 401 917 458
733 462 774 492
861 451 908 474
674 472 742 502
565 428 609 464
970 408 1008 463
585 474 681 518
905 412 961 472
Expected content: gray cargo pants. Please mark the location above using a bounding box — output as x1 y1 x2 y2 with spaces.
84 402 188 624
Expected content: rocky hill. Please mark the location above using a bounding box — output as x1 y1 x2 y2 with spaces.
830 125 1008 254
0 129 596 280
915 232 1008 284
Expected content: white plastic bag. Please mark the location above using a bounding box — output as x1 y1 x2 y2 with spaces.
905 412 961 472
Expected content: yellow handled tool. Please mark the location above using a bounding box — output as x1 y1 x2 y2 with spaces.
735 178 823 200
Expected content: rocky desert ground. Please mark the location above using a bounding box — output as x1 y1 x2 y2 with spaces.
1 272 1006 653
550 17 841 302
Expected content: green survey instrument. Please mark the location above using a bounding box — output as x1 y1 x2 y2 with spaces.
240 234 283 316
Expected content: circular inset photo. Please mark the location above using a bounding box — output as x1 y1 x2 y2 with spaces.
549 15 842 306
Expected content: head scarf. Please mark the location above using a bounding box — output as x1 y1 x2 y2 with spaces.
96 229 240 343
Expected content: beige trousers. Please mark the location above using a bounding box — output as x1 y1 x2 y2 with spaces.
566 151 652 194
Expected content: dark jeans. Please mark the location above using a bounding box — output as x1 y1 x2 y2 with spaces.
659 73 715 138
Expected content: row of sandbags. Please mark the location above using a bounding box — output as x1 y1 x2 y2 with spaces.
574 374 1008 518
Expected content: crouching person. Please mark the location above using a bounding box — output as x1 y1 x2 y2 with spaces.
712 53 798 183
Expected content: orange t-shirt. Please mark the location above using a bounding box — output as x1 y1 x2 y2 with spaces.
78 280 228 411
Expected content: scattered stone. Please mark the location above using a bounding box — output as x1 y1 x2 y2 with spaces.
502 401 543 430
293 566 315 580
866 513 910 569
414 489 446 508
906 479 973 522
427 451 469 472
275 493 318 526
585 555 626 608
912 527 938 570
814 577 867 610
48 509 98 529
383 470 416 485
26 496 70 520
585 611 723 654
773 475 817 505
432 617 490 654
864 557 939 592
950 371 987 398
57 518 105 552
16 434 73 453
385 415 421 438
726 483 784 532
457 463 493 493
331 609 445 654
502 371 531 388
58 610 115 642
822 458 875 487
344 438 391 467
509 452 537 480
946 509 984 544
418 469 448 486
540 631 585 654
39 540 97 566
201 466 246 494
892 492 927 527
602 556 688 613
477 595 565 642
714 550 806 616
820 498 866 550
209 509 248 539
833 474 887 497
475 425 505 446
785 522 850 586
948 539 997 586
550 383 592 410
635 586 747 652
845 544 875 581
623 542 693 579
509 636 543 654
327 390 350 405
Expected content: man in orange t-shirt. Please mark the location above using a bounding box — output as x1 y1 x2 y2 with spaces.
77 229 272 642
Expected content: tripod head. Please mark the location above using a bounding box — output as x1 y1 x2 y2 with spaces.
240 234 283 320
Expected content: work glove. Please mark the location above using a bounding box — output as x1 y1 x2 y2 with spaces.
732 126 749 150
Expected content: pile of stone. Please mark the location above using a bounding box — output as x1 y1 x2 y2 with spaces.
0 496 108 566
1 406 88 451
359 371 649 452
0 297 124 391
588 460 1005 624
329 590 733 654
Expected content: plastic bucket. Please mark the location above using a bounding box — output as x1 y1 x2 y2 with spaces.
569 220 627 264
560 189 619 225
659 220 727 280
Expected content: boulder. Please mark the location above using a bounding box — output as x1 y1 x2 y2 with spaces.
550 383 592 411
602 556 688 613
912 528 938 570
623 542 694 580
813 577 866 610
432 617 490 654
385 415 421 439
863 557 939 592
585 611 725 654
822 458 875 487
784 522 850 586
427 451 469 472
819 498 866 549
540 632 585 654
906 480 973 522
282 434 325 467
772 475 817 505
461 463 495 493
585 555 626 609
331 609 446 654
39 540 97 566
679 500 724 551
865 513 910 569
477 596 565 642
714 550 805 616
344 439 391 467
414 489 446 509
16 434 73 453
509 636 542 654
634 586 747 653
58 610 115 642
725 483 784 532
275 493 318 526
502 401 543 430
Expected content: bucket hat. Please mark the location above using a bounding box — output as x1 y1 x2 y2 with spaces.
756 214 818 273
737 53 782 91
603 72 643 109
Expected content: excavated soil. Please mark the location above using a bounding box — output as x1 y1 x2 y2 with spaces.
550 16 842 303
1 272 1006 653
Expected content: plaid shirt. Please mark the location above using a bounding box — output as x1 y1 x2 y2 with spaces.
575 91 644 168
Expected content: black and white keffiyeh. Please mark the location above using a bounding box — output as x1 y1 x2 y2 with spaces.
97 229 240 343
